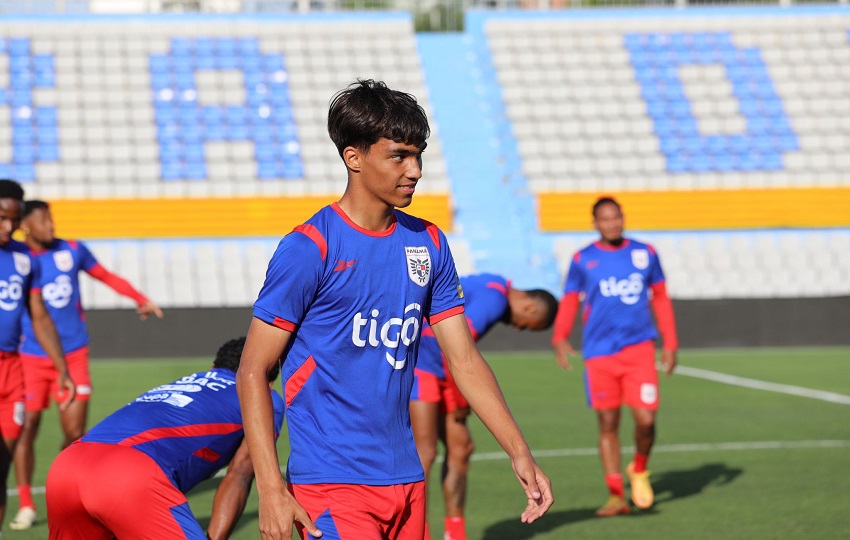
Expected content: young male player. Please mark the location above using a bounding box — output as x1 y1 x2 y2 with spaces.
411 273 557 540
10 199 163 530
0 179 75 534
552 196 678 516
45 337 285 540
237 80 554 540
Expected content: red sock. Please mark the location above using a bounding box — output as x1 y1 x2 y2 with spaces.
424 521 431 540
633 453 649 473
444 516 466 540
604 473 624 498
18 484 34 510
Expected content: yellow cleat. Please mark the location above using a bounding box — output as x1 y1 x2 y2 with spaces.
626 462 654 509
595 495 631 517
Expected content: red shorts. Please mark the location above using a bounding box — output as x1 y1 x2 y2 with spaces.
46 441 206 540
412 369 469 415
0 351 25 440
584 341 659 411
22 346 92 412
290 482 426 540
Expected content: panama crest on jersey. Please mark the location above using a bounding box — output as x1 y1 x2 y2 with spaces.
631 249 649 270
54 250 74 272
13 253 30 276
405 246 431 287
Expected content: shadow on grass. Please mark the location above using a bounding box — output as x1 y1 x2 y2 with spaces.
482 462 742 539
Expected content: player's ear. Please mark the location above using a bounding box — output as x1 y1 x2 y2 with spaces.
342 146 361 173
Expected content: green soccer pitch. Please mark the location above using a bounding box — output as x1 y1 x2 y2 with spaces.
7 348 850 539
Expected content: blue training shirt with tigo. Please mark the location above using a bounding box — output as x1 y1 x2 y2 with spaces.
415 273 510 381
82 368 285 493
20 239 98 357
253 203 464 486
563 238 666 360
0 240 40 353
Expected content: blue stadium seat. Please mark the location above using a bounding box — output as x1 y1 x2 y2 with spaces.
161 161 182 180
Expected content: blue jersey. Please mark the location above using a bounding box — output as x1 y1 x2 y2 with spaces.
564 238 665 360
0 240 39 353
20 239 98 356
416 273 510 379
253 203 463 486
82 368 284 493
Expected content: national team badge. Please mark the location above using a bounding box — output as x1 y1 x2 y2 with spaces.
54 250 74 272
13 253 30 276
405 246 431 287
631 249 649 270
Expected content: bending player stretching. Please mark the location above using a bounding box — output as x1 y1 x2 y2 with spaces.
10 200 163 531
238 80 554 540
411 273 557 540
552 196 678 516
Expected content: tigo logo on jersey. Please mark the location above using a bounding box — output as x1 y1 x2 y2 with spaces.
53 250 74 272
42 275 74 309
351 303 421 370
631 249 649 270
0 275 24 311
405 246 431 287
13 253 30 276
598 273 644 305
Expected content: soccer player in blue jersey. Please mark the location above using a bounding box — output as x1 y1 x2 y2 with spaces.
0 179 75 535
410 273 557 540
10 199 163 531
551 196 678 517
238 80 554 540
45 337 285 540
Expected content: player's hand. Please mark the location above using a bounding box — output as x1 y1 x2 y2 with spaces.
511 452 554 524
257 486 321 539
552 340 576 371
56 371 76 411
661 349 677 377
137 300 163 321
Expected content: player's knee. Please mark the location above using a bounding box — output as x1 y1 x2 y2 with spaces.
417 443 438 471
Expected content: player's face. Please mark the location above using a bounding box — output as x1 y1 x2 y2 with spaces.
509 298 549 331
593 202 624 244
358 138 426 209
23 207 55 245
0 198 22 247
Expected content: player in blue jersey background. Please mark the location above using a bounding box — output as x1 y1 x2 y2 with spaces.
238 80 554 540
552 197 678 517
0 179 75 535
45 336 284 540
10 199 163 531
410 273 558 540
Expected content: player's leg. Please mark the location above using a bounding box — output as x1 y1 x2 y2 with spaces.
410 369 441 540
622 341 660 509
585 356 630 516
440 373 473 540
54 346 93 448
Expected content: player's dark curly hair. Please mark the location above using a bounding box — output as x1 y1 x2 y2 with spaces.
327 79 430 157
528 289 559 329
22 199 49 219
213 337 280 382
592 196 621 218
0 179 24 201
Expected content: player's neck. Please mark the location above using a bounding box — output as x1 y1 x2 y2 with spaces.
336 192 395 232
24 237 49 253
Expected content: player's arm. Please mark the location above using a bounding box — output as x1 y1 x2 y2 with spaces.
431 313 553 524
236 318 321 539
206 439 254 540
26 290 76 409
86 263 163 320
550 292 580 370
649 281 678 376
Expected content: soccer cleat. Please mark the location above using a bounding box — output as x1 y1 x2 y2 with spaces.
595 495 631 517
9 506 36 530
627 461 654 509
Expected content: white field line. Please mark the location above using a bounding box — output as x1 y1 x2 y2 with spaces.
670 364 850 405
16 439 850 497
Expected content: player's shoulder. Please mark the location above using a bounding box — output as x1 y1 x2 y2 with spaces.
4 239 30 256
393 210 445 251
462 273 508 293
572 242 598 264
282 206 335 261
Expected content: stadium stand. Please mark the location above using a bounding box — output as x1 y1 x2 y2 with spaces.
2 7 849 311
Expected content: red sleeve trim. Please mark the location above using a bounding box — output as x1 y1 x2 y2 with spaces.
551 292 581 344
286 355 316 407
292 224 327 262
428 305 464 325
30 287 41 294
272 317 296 332
650 282 679 350
486 281 508 297
423 220 441 250
86 263 148 305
